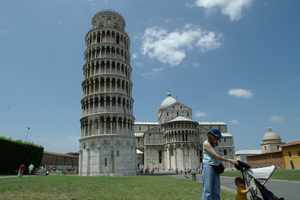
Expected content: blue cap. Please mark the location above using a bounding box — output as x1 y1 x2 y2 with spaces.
208 128 222 140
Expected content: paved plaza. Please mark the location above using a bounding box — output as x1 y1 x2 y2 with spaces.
197 175 300 200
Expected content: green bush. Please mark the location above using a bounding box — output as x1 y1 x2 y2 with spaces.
0 136 44 175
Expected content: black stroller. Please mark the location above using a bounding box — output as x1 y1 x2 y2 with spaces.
235 160 284 200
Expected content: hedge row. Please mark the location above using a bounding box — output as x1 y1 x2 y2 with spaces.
0 136 44 175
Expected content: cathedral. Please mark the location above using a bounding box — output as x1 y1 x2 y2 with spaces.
134 93 235 171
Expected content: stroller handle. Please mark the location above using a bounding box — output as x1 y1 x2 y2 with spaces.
235 160 251 171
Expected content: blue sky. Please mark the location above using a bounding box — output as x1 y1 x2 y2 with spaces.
0 0 299 152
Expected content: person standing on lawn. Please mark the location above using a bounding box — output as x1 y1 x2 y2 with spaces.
202 128 238 200
18 163 26 177
28 163 34 175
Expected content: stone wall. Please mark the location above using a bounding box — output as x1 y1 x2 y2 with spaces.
247 151 284 168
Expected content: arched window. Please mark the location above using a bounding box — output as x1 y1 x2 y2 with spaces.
112 96 116 106
122 98 125 107
117 79 120 89
97 32 100 42
117 62 120 72
117 97 121 106
106 96 110 107
95 62 99 73
100 97 104 107
112 61 116 72
116 34 120 44
121 80 125 90
95 79 99 91
96 48 100 57
112 78 116 89
106 61 110 73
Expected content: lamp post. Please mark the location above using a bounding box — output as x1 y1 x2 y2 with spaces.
25 127 30 142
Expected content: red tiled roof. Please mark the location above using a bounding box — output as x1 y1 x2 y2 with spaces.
281 140 300 148
247 150 282 157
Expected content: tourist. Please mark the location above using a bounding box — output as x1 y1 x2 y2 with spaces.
234 177 250 200
202 128 238 200
28 163 34 175
18 163 26 177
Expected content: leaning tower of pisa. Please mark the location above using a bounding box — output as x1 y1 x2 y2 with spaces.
79 10 136 176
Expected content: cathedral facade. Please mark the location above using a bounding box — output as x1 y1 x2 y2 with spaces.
134 93 235 171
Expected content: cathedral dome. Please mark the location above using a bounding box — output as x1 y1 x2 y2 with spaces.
263 128 281 141
160 92 177 109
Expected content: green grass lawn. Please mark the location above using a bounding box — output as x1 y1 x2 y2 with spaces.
223 169 300 181
0 176 234 200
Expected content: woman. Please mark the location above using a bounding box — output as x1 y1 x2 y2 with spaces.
202 128 238 200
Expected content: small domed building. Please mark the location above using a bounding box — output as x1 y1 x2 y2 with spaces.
134 92 235 172
247 128 286 168
261 128 283 153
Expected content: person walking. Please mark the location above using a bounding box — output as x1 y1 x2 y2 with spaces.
18 163 26 177
28 163 34 175
202 128 238 200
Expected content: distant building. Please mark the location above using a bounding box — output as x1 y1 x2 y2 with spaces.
261 128 284 153
235 149 261 163
134 93 235 172
41 152 79 172
246 129 300 169
247 128 285 168
218 133 235 168
281 140 300 169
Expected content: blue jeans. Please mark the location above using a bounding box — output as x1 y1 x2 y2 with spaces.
201 163 220 200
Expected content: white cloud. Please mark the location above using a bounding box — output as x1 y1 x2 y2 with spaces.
195 0 254 21
185 2 196 8
228 88 253 98
270 115 287 123
228 119 239 125
195 111 207 118
141 25 222 66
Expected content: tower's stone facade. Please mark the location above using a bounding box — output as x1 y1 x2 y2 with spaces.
79 10 136 176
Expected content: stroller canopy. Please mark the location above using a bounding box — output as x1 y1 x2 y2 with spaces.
248 165 276 181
